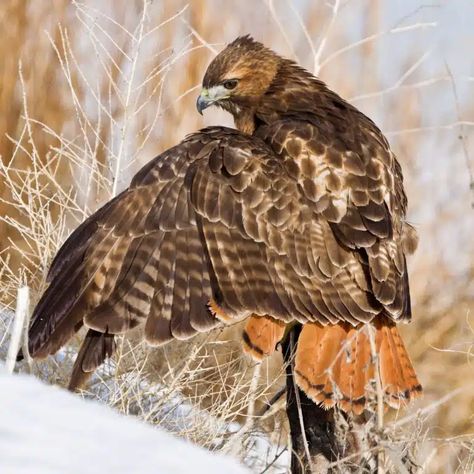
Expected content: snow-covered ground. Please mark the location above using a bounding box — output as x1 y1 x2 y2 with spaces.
0 371 249 474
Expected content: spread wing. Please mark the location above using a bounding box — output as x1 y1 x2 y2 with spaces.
29 118 413 360
29 128 226 358
256 117 416 323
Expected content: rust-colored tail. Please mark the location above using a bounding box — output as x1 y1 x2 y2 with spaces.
242 315 286 360
294 319 422 415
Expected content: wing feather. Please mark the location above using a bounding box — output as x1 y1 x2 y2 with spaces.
29 118 413 361
256 118 413 323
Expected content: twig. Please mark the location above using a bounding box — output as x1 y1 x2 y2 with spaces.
384 121 474 136
391 388 463 428
327 445 380 468
6 286 30 373
259 446 288 474
394 50 432 87
258 385 285 417
223 362 262 456
350 76 451 102
314 0 341 75
445 63 474 208
112 0 149 196
181 18 218 55
265 0 297 59
319 22 436 72
368 325 385 474
290 330 313 470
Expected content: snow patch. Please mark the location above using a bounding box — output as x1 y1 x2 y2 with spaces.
0 371 249 474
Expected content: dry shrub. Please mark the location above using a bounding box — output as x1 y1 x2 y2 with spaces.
1 1 473 472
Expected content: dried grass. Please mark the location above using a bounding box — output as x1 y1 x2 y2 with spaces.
1 1 473 472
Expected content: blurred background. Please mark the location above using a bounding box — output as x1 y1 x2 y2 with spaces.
0 0 473 472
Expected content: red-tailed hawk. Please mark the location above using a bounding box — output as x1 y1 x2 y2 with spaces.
28 36 421 414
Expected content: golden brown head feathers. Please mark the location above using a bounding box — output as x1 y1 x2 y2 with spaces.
200 35 280 125
203 35 279 91
199 35 327 133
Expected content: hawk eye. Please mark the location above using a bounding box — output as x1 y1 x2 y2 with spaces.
223 79 238 90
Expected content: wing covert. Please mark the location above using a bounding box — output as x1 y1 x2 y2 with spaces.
255 118 413 321
188 129 382 325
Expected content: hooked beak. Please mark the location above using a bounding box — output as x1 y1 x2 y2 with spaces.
196 85 230 115
196 89 213 115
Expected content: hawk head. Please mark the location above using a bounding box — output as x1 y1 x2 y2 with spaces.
197 35 280 116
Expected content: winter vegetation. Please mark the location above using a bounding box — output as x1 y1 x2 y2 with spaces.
0 1 473 472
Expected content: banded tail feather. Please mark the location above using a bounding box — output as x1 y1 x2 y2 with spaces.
294 318 422 415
